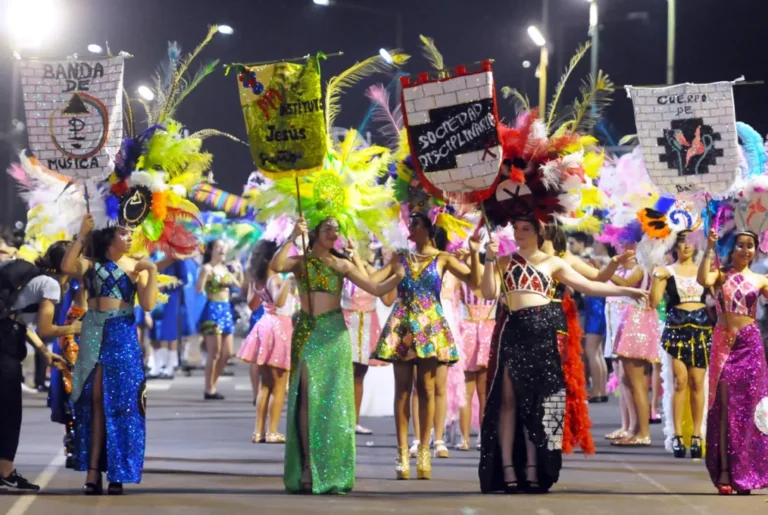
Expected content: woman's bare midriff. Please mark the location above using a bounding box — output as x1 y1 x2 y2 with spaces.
300 291 341 317
88 298 134 312
717 313 755 333
503 291 551 312
207 291 230 303
676 302 707 312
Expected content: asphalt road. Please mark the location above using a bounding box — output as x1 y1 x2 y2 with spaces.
2 366 765 515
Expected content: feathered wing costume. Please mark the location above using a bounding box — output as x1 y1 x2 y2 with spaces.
480 44 612 494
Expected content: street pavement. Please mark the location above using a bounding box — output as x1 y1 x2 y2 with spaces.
2 365 765 515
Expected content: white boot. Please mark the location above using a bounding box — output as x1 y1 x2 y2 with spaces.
163 348 178 379
148 347 162 378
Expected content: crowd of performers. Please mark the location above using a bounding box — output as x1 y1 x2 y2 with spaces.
2 34 768 500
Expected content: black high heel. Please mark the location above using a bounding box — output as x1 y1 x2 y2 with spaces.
690 435 702 459
672 435 687 458
83 468 103 495
502 465 522 494
523 465 549 494
107 482 123 495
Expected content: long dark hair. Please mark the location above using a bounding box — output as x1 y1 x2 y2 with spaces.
202 239 221 265
35 240 71 274
307 218 349 260
543 222 567 255
88 227 118 263
409 211 448 251
249 239 278 283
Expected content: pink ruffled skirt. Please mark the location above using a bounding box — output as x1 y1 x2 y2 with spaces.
237 312 293 370
459 317 494 371
614 305 661 363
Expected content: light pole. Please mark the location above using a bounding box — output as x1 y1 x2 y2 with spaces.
312 0 404 49
588 0 599 117
528 26 548 112
667 0 675 84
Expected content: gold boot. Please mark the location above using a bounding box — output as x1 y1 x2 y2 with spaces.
416 444 431 480
395 446 410 480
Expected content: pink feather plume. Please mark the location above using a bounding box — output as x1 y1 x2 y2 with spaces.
365 83 403 147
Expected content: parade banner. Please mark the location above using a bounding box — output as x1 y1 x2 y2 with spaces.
627 81 739 195
235 57 326 177
400 60 502 203
20 57 125 179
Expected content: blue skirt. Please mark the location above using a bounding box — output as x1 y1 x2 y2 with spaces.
73 313 146 484
150 289 181 342
249 306 265 332
199 300 235 336
583 297 606 336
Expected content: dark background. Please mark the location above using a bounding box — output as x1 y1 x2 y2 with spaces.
1 0 765 226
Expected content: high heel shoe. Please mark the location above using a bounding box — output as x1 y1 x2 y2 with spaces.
717 484 733 495
83 468 103 495
434 440 450 458
266 433 286 443
672 435 686 458
416 444 431 480
503 465 522 494
299 465 313 494
107 482 123 495
735 488 751 495
395 445 410 480
689 435 702 459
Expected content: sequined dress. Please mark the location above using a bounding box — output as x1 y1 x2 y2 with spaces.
237 275 294 370
479 254 565 493
706 268 768 491
284 256 355 494
371 253 459 363
72 261 146 484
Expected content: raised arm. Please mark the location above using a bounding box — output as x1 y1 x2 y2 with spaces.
649 266 669 308
339 258 405 297
272 274 294 309
270 219 305 274
610 265 644 287
62 214 95 277
698 228 721 287
567 250 626 282
247 281 263 312
480 239 507 300
553 257 647 301
136 259 159 311
196 264 212 294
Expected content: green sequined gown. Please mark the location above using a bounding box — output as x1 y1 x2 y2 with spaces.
284 257 356 494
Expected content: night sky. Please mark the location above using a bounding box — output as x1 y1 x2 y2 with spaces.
1 0 765 225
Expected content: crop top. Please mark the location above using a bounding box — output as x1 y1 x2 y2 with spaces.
297 256 344 297
258 275 294 316
86 261 137 303
205 269 234 295
503 253 553 299
716 268 760 318
664 266 706 305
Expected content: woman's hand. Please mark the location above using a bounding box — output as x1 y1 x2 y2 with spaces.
468 233 482 253
69 319 82 335
291 217 308 240
707 228 718 251
44 350 69 371
391 259 406 282
453 248 470 262
134 259 157 274
78 213 95 239
623 287 649 303
485 238 499 261
616 249 635 266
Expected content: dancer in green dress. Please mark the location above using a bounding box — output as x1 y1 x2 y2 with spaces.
271 217 404 494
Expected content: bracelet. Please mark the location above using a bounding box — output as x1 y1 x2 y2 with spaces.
486 257 497 263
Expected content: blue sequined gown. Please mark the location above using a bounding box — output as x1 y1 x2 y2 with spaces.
71 261 146 484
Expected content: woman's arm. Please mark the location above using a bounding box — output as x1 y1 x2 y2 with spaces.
480 239 505 300
610 265 644 287
136 260 159 311
36 299 80 339
339 259 405 297
26 327 68 369
567 252 623 282
649 267 669 308
196 264 211 294
381 287 398 307
698 230 721 287
271 218 306 274
62 214 95 277
272 275 294 308
553 257 646 300
247 281 262 311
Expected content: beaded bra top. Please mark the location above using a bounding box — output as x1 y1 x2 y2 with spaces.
716 268 760 318
503 253 553 299
297 256 344 297
86 261 136 303
205 268 234 295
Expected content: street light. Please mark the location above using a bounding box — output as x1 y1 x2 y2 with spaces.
522 60 531 69
313 0 330 5
217 25 234 35
137 86 155 101
87 44 103 54
528 25 548 112
6 0 62 50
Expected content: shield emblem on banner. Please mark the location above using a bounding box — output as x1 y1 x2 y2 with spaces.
627 82 739 195
400 61 502 203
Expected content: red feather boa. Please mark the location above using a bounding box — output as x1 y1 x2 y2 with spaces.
561 292 595 455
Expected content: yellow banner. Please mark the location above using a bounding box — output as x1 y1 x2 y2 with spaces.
237 57 327 177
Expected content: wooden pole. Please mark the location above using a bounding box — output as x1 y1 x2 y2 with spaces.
295 173 312 315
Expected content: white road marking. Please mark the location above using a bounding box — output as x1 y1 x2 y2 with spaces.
146 382 172 391
5 454 65 515
234 384 253 391
619 460 710 514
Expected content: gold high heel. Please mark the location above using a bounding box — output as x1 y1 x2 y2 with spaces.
395 446 410 480
252 433 265 443
416 444 431 480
